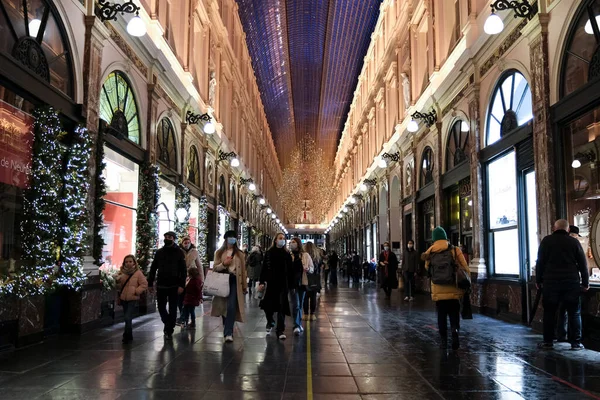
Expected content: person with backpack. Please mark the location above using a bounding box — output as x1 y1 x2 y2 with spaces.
422 227 470 350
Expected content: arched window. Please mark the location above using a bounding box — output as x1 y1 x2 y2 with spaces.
446 120 470 171
420 147 434 186
99 71 141 144
486 71 532 146
187 146 201 187
230 184 237 212
157 118 177 170
561 0 600 97
0 0 74 97
218 175 226 206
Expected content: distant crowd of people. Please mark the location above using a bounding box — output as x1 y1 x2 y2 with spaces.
114 219 589 351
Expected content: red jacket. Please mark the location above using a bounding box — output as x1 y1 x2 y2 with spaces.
183 277 203 306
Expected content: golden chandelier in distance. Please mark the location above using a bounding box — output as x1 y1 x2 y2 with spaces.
277 136 334 224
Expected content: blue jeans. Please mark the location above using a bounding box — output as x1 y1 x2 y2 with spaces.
122 300 134 340
222 275 238 337
181 304 196 325
289 288 305 329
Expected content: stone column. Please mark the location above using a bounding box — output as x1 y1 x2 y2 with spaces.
433 121 443 225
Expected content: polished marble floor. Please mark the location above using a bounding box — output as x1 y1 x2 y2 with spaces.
1 281 600 399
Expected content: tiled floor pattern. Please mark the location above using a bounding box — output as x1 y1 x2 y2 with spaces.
1 281 600 399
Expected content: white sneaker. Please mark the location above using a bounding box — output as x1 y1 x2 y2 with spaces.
404 296 409 301
294 327 301 336
299 325 304 332
278 334 287 340
266 327 272 336
409 297 414 301
224 335 234 343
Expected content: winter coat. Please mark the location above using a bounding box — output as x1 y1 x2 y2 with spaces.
306 258 322 291
148 244 187 289
183 245 204 282
402 249 419 274
290 251 314 289
378 250 399 288
422 240 470 301
211 249 247 322
247 251 263 281
118 269 148 302
328 253 338 270
259 247 292 314
536 230 589 287
183 276 203 307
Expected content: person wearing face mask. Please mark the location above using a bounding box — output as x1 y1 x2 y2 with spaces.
259 233 292 339
289 237 314 335
176 236 205 326
211 230 248 342
402 240 419 301
378 242 399 299
148 231 187 340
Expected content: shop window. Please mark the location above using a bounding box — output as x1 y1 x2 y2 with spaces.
101 147 139 269
0 0 74 97
561 0 600 97
187 145 201 187
157 179 176 243
189 196 199 245
157 118 177 171
420 147 434 186
99 71 141 144
486 71 532 146
446 119 470 171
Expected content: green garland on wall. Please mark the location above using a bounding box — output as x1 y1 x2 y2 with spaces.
93 129 107 266
53 124 91 291
136 162 159 274
175 183 191 239
197 195 208 266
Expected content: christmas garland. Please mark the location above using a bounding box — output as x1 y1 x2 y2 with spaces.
53 124 91 291
93 129 107 266
16 107 65 297
197 195 208 266
135 162 159 274
175 183 191 239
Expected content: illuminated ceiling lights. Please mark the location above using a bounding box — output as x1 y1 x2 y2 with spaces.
96 0 147 37
484 0 535 35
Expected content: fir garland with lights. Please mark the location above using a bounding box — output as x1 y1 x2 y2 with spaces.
135 162 159 274
93 129 107 266
16 107 65 297
197 195 208 266
53 124 92 291
174 183 191 239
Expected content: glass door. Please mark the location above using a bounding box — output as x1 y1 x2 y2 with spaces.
524 171 538 277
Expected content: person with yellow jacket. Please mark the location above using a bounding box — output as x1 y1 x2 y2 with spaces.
422 227 470 350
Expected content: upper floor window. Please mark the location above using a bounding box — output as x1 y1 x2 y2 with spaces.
486 71 532 146
157 118 177 170
99 71 141 144
420 147 434 186
446 120 470 171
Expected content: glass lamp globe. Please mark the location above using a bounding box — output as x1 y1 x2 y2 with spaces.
271 214 276 219
572 159 582 169
175 208 188 223
350 197 357 204
230 158 240 167
484 13 504 35
378 158 387 168
248 183 256 191
266 208 272 214
204 121 216 134
127 15 147 37
276 218 280 223
360 183 368 192
343 207 349 212
407 119 419 133
259 198 266 205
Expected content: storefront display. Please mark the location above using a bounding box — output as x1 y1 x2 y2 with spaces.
158 178 176 240
101 147 139 270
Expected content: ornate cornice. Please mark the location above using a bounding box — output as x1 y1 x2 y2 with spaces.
107 23 148 77
441 84 469 117
480 17 529 78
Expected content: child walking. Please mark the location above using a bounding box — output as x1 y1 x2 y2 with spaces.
117 255 148 343
181 267 203 329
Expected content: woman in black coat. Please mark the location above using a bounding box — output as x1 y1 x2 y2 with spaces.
378 241 399 298
258 233 292 340
402 240 419 301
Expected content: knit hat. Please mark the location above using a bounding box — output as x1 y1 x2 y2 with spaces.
432 226 447 242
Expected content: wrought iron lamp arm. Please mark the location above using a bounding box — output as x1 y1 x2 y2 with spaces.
96 0 140 22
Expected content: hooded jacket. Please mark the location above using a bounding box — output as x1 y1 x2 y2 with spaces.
422 240 470 301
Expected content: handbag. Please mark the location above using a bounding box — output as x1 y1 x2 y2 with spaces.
456 266 471 290
117 273 134 306
203 270 230 297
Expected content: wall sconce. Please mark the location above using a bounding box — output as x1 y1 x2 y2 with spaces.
218 150 239 167
186 110 215 134
382 151 400 163
572 151 596 169
364 178 377 187
484 0 536 35
240 177 255 191
411 109 438 129
353 194 364 202
96 0 146 36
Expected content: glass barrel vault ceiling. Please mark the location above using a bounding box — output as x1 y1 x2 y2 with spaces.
236 0 382 168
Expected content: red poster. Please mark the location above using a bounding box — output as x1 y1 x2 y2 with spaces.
0 100 33 189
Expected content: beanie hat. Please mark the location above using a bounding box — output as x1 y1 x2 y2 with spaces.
432 226 447 242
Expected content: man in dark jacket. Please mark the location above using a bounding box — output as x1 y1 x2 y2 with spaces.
379 242 399 298
351 251 361 283
536 219 589 350
148 231 187 340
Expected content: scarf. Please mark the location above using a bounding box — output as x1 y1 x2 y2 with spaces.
121 265 137 276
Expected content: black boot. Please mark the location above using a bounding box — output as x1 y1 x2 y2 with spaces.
440 333 448 349
451 329 460 350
